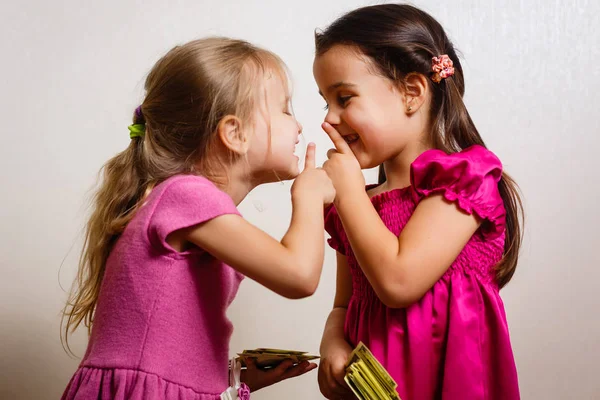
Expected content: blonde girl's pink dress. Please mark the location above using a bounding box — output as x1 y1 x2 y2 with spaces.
62 175 246 400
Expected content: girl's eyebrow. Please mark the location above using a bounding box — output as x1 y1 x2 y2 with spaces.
318 81 357 97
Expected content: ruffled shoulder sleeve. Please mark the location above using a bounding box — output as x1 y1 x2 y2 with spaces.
410 145 506 239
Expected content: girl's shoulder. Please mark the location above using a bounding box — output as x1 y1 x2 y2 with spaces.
411 145 502 177
144 174 241 255
410 145 506 239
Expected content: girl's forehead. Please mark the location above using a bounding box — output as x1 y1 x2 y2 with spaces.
317 46 370 70
314 46 373 87
262 68 290 98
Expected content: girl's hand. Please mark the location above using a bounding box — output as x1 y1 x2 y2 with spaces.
292 142 336 205
318 339 354 399
241 357 317 392
322 122 365 200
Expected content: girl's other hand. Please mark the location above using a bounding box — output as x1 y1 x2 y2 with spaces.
241 357 317 392
317 339 354 399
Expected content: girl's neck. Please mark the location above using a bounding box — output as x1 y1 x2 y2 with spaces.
381 142 431 191
205 163 257 206
222 177 255 206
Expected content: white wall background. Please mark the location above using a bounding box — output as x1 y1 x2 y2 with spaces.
1 0 598 398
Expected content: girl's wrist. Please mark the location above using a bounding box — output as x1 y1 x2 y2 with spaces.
240 369 257 391
334 188 366 210
291 189 322 210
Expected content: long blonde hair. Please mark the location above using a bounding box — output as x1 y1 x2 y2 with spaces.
62 37 286 353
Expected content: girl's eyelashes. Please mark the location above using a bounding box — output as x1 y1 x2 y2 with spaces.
321 90 354 111
323 96 353 111
338 95 352 107
323 95 353 111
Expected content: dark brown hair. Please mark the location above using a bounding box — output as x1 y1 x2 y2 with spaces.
315 4 523 288
62 37 286 353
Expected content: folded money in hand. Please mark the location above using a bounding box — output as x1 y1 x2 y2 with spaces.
344 342 401 400
236 348 320 369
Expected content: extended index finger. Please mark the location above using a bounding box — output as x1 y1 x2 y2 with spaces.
304 142 316 170
322 122 352 155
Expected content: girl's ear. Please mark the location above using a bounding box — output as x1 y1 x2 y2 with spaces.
403 72 429 114
217 115 250 155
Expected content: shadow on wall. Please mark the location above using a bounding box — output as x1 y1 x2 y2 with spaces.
0 312 87 400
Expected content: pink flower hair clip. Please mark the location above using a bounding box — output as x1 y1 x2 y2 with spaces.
431 54 454 83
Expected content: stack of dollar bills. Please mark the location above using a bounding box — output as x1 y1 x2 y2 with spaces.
236 348 319 369
344 342 401 400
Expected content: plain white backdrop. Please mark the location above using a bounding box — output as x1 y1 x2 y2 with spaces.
1 0 598 398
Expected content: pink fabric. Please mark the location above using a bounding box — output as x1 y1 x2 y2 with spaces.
325 145 519 399
62 175 244 400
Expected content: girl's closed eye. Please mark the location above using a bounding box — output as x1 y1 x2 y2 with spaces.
283 97 293 115
338 95 352 107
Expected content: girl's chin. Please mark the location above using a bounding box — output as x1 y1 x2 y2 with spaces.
265 166 300 182
284 167 300 180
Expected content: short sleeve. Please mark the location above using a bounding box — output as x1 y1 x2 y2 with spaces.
324 205 346 255
148 175 241 253
410 145 506 239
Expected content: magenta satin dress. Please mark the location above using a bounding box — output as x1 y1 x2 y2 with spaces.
325 145 520 399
